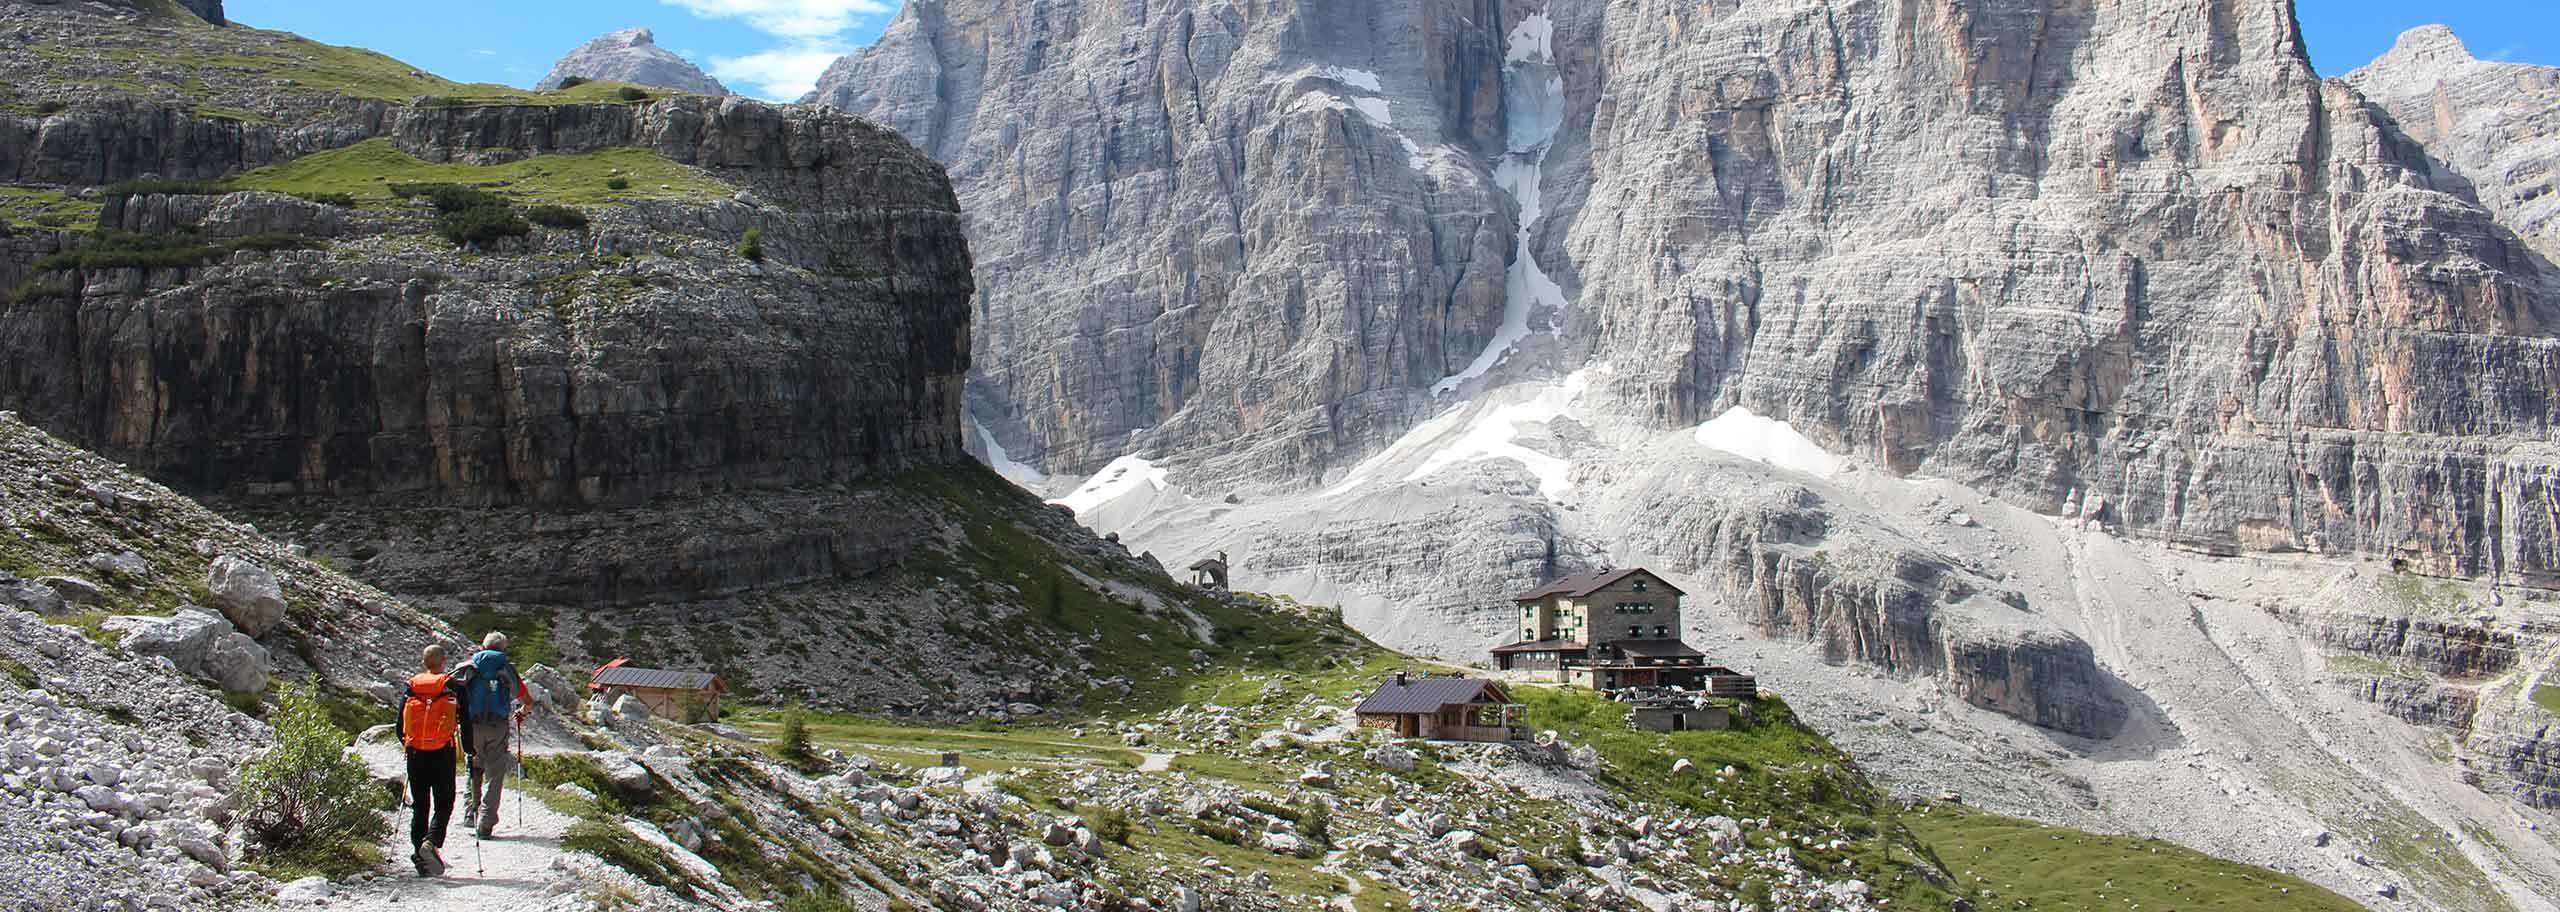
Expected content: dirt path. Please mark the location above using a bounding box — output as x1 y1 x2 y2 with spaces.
1137 751 1178 772
326 742 581 912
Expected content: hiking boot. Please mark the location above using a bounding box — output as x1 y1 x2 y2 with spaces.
418 840 445 877
410 842 427 877
476 818 496 840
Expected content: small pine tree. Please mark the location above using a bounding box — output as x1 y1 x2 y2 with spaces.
737 228 766 262
1043 571 1068 625
1091 804 1132 846
605 177 631 191
234 684 390 862
774 701 809 760
1299 798 1333 846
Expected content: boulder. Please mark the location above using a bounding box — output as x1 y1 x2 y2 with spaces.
525 664 580 713
85 551 149 580
1261 830 1311 857
0 577 69 615
611 694 651 723
1368 742 1416 772
115 610 227 672
1299 763 1335 788
592 751 653 795
205 556 285 637
34 576 107 607
199 632 272 695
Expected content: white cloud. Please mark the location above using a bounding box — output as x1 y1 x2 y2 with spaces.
709 43 849 99
473 48 497 56
659 0 891 40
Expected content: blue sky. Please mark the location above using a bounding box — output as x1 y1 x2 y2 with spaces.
224 1 2552 102
225 1 897 100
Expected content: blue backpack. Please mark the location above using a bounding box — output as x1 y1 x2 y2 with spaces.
467 649 515 720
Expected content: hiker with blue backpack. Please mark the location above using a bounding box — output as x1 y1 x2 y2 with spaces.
452 631 531 839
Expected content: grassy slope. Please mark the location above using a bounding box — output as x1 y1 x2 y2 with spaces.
226 138 733 206
1909 806 2367 912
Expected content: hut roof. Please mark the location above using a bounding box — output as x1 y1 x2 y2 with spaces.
1354 676 1511 714
1512 567 1684 602
590 659 720 692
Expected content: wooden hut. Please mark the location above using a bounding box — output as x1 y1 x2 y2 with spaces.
588 658 726 722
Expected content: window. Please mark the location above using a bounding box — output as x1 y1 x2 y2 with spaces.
1632 579 1648 593
1654 625 1668 638
1615 602 1651 614
1628 625 1641 639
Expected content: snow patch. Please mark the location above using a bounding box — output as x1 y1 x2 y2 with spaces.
1320 66 1384 93
1051 455 1169 516
973 417 1048 488
1435 10 1569 397
1693 406 1842 478
1403 371 1590 499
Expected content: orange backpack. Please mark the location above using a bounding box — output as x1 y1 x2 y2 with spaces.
401 673 459 751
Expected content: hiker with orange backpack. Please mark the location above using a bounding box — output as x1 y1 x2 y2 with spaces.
395 644 462 877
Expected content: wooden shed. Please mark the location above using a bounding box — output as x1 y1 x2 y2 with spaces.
1353 673 1523 742
589 659 726 723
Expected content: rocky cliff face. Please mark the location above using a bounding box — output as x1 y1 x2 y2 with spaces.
0 98 970 506
829 0 2560 582
536 27 731 95
2346 26 2560 266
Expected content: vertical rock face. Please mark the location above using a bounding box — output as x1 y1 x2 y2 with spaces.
810 0 1521 480
832 0 2560 588
0 97 973 507
536 27 732 96
2346 25 2560 264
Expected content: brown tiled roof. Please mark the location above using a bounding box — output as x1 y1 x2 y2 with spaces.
1511 567 1684 602
1354 676 1511 714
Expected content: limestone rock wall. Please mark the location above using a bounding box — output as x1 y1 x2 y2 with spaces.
2346 25 2560 265
0 99 973 508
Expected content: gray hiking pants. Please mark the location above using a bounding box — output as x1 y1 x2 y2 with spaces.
463 721 514 832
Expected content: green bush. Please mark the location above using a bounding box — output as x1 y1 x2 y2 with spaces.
5 277 70 304
1299 799 1333 846
737 227 765 263
418 95 466 108
616 87 649 102
525 204 589 230
235 684 390 870
392 182 531 249
605 177 631 191
35 100 66 115
292 191 358 208
1090 804 1132 846
772 701 810 761
556 76 590 89
32 230 317 272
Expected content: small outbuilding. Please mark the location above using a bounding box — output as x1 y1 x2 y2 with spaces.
588 658 726 723
1353 672 1523 742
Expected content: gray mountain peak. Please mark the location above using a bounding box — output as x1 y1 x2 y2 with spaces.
536 26 729 95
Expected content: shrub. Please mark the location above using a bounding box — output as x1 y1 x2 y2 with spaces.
616 87 649 102
393 182 531 249
772 702 810 761
1090 804 1132 846
605 177 631 191
556 76 590 89
292 191 358 208
5 277 70 304
32 230 317 272
418 95 466 108
234 684 390 869
737 227 765 263
1299 799 1333 846
35 100 66 115
526 204 589 230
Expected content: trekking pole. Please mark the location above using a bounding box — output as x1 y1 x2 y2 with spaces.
514 714 525 831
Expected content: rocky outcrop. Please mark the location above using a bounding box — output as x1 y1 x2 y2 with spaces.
811 0 1521 480
536 28 730 96
2342 675 2480 731
2346 26 2560 264
2286 609 2520 679
0 99 972 507
1611 477 2128 739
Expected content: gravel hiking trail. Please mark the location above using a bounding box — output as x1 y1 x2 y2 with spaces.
322 741 581 912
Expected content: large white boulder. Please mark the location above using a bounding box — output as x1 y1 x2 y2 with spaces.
205 556 286 637
611 694 652 723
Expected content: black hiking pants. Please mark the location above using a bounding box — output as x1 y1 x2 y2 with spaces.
407 745 456 849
